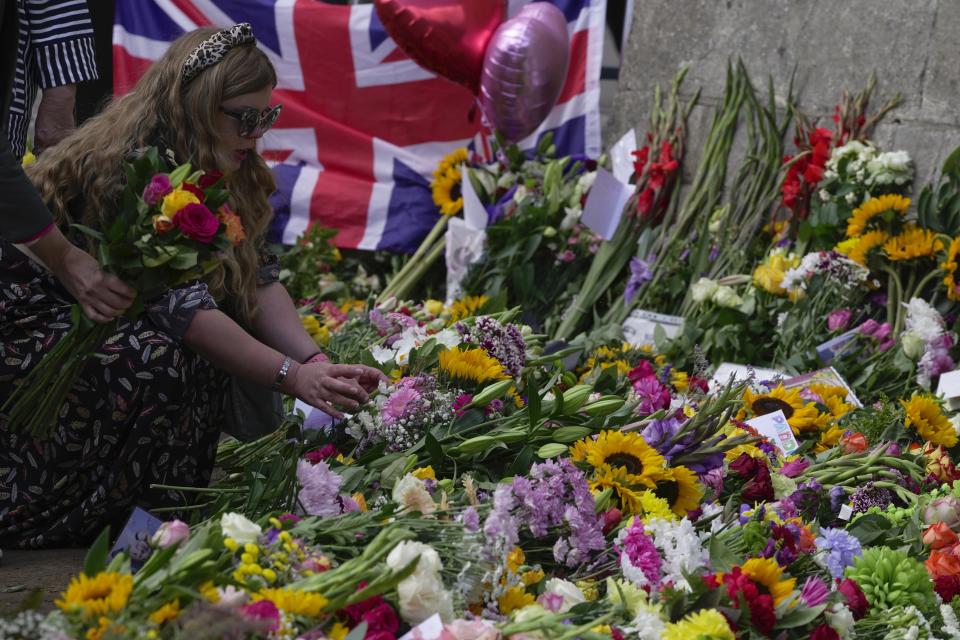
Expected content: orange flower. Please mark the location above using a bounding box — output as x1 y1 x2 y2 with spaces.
152 215 174 234
926 547 960 578
923 522 959 550
218 207 246 246
841 432 868 454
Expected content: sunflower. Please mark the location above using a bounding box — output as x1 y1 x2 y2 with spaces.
433 147 469 179
254 588 328 617
498 586 536 614
439 347 507 384
941 237 960 301
432 171 463 216
741 557 797 606
56 572 133 618
571 431 668 489
447 295 488 323
591 465 649 515
882 224 944 262
837 229 889 266
653 466 704 516
815 425 845 454
845 194 910 237
740 385 822 434
809 383 855 420
902 394 958 448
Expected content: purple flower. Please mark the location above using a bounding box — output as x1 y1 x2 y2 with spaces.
538 592 565 612
459 507 480 532
453 393 473 417
779 458 810 478
640 415 689 460
482 485 519 560
709 245 719 262
870 292 888 307
624 255 655 304
857 319 880 337
873 322 893 341
632 376 671 415
815 528 862 580
827 309 852 332
459 316 526 378
800 576 830 606
850 482 892 515
142 174 173 206
296 460 344 518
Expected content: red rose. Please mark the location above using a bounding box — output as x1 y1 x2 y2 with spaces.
742 462 774 502
198 170 224 189
180 182 206 201
935 575 960 602
173 202 219 244
362 602 399 634
748 594 775 635
837 578 868 619
810 624 840 640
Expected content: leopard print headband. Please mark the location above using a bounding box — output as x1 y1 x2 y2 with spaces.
181 23 256 86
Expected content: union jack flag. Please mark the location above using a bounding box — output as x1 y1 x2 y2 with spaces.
113 0 605 252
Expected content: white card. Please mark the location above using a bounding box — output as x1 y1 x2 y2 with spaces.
710 362 784 393
445 217 487 304
745 410 799 456
399 614 444 640
938 370 960 410
460 163 488 231
622 308 684 347
609 128 638 184
581 168 633 240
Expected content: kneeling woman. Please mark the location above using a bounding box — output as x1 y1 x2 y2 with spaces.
0 25 382 548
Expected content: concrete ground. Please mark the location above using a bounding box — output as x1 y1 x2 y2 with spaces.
0 549 86 613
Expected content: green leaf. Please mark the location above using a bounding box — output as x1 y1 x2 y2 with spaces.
425 432 444 470
774 603 827 629
344 622 368 640
708 534 741 573
506 446 534 476
168 163 193 187
943 144 960 177
169 250 199 270
83 526 112 577
847 513 892 546
380 455 408 487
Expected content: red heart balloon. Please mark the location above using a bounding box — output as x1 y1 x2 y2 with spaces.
374 0 505 94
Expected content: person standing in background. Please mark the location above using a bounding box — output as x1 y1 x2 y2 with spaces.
6 0 99 156
0 0 133 322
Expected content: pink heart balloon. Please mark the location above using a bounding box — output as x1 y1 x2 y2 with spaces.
374 0 506 94
479 3 570 143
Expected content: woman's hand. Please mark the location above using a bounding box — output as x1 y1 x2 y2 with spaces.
286 362 385 418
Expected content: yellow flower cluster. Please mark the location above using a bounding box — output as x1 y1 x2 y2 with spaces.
753 249 800 296
882 224 943 262
439 347 506 384
228 531 329 588
902 393 958 448
56 571 133 619
302 314 330 346
432 147 468 216
846 194 910 237
662 608 733 640
571 431 703 518
941 237 960 301
447 295 488 323
254 588 328 618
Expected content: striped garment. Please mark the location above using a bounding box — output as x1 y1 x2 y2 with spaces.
5 0 98 158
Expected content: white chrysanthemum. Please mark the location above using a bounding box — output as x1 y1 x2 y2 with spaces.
643 518 709 591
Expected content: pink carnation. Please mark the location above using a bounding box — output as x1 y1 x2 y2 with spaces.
142 174 172 206
382 386 420 426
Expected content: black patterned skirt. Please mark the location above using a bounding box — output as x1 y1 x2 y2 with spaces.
0 242 228 548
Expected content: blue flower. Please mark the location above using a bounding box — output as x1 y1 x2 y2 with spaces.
815 527 863 580
624 255 655 303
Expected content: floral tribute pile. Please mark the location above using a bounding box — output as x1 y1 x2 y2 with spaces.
12 69 960 640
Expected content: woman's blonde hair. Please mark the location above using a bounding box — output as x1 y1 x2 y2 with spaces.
28 27 278 324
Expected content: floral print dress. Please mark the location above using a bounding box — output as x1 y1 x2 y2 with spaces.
0 238 279 548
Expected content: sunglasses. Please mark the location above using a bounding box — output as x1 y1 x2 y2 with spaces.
220 104 282 138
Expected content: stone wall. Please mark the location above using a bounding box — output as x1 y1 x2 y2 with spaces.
608 0 960 186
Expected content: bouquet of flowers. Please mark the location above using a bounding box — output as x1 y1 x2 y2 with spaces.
3 147 244 438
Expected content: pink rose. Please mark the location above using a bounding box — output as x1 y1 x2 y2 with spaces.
152 519 190 548
142 174 173 206
827 309 852 332
173 202 219 243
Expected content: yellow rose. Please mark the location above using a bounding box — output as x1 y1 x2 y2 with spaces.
425 299 445 316
160 189 201 219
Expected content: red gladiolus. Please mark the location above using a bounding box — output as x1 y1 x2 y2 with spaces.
837 578 869 619
810 624 840 640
